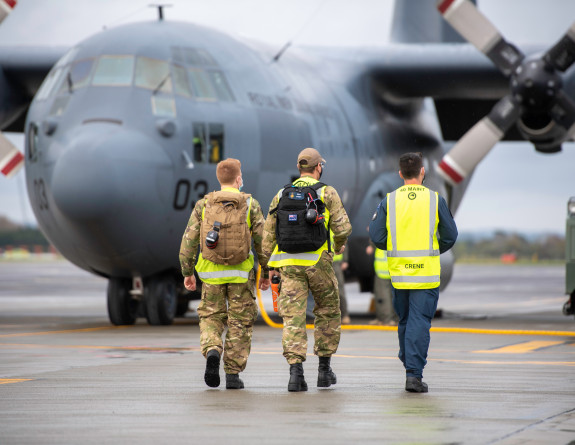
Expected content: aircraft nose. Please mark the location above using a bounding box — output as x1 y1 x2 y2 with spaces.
51 124 171 221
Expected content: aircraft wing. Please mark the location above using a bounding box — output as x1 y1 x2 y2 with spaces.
340 43 547 141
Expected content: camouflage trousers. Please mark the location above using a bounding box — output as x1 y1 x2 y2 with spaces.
197 269 257 374
278 251 341 364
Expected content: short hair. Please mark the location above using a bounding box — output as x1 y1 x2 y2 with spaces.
298 164 316 174
216 158 241 185
399 152 423 179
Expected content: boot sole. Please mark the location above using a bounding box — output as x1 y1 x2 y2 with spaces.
226 382 244 389
288 381 308 392
405 383 428 393
317 373 337 388
204 354 220 388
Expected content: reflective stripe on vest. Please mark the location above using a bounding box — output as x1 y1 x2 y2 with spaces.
268 177 330 268
374 248 390 279
196 253 254 284
269 252 320 264
386 186 440 289
197 269 251 280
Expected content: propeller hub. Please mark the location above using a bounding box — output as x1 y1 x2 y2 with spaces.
511 58 562 111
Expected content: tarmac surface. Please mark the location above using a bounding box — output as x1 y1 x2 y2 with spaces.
0 260 574 444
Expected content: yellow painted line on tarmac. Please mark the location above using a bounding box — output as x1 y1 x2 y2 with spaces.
429 327 575 337
430 357 575 366
0 379 33 385
474 340 564 354
255 270 575 337
0 326 131 338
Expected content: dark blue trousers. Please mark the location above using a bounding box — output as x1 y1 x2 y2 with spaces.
392 287 439 379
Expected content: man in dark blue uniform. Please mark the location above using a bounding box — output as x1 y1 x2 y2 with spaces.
369 152 457 392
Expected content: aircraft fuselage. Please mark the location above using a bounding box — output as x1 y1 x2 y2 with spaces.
24 20 457 323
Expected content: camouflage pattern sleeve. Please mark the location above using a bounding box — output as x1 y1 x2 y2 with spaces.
249 197 269 277
261 192 281 266
179 198 205 277
324 186 352 252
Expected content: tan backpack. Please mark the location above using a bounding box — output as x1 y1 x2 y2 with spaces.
200 190 252 266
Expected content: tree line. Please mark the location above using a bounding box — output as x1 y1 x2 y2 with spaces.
453 231 565 262
0 216 566 261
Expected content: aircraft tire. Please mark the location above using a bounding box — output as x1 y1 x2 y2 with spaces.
144 275 177 326
176 296 191 317
107 278 138 326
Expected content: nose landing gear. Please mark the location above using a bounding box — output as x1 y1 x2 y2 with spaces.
107 271 191 326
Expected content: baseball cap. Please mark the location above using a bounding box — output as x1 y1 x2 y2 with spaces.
297 147 326 168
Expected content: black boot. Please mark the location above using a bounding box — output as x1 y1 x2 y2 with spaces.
288 363 308 392
317 356 337 388
405 376 428 393
204 349 220 388
225 373 244 389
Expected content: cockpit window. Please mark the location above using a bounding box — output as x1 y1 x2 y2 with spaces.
171 47 218 67
135 57 172 93
209 71 235 102
55 58 95 96
172 64 192 98
68 59 94 90
188 68 217 100
36 68 65 101
184 48 218 66
92 55 134 86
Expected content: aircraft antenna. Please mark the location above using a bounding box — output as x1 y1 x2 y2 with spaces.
149 3 172 21
272 42 292 63
270 0 327 63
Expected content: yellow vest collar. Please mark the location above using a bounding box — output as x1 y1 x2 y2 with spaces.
221 187 240 193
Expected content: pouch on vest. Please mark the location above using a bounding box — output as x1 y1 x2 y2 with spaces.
200 191 251 265
272 182 329 254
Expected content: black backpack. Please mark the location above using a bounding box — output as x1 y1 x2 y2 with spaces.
271 182 330 254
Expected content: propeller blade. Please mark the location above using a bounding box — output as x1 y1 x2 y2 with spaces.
0 133 24 178
545 22 575 72
0 0 16 24
438 96 521 185
437 0 524 77
551 91 575 142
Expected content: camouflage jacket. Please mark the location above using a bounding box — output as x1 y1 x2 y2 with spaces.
179 192 268 278
261 178 352 265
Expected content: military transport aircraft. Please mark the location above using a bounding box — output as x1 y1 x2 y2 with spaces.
1 0 575 325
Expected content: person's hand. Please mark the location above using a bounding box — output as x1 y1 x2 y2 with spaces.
341 261 349 272
335 245 345 255
184 275 196 291
269 270 280 280
366 245 374 255
259 278 270 291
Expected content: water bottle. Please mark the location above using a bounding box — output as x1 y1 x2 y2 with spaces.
271 275 280 312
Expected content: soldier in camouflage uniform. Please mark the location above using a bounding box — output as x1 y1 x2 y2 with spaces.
180 158 269 390
261 148 352 392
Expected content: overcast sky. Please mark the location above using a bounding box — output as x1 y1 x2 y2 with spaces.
1 0 575 233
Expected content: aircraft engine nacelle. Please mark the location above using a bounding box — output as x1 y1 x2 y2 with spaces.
517 111 568 154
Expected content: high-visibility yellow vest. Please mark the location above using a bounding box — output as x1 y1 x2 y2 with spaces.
196 187 254 284
385 185 440 289
374 248 390 279
268 177 330 268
